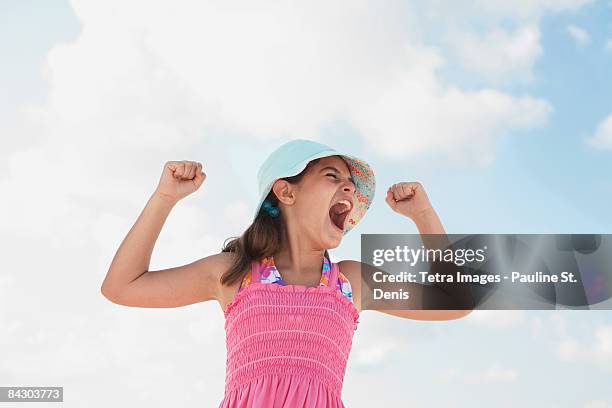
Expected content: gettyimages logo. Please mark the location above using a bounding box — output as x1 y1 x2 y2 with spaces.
371 245 487 267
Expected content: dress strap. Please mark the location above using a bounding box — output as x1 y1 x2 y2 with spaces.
251 259 261 283
328 260 339 290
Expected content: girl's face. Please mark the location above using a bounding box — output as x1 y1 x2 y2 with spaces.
277 156 356 249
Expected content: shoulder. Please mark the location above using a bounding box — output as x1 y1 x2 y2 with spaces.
337 259 361 281
337 259 363 290
206 251 243 281
215 252 253 311
336 264 352 286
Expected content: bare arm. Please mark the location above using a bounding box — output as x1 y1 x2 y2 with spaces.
101 191 176 295
344 182 474 321
100 160 221 308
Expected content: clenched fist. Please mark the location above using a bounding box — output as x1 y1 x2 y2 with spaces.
385 182 433 220
154 160 206 203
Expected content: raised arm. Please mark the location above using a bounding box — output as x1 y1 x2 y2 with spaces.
343 182 474 321
100 160 223 308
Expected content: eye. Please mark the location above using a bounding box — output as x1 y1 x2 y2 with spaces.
326 173 338 179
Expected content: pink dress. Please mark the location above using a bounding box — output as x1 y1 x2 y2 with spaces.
219 255 360 407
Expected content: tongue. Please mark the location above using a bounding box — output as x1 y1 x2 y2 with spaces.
329 205 346 230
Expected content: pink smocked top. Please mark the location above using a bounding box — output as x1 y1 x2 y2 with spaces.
219 255 360 407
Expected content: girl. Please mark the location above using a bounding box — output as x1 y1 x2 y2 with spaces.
101 139 472 407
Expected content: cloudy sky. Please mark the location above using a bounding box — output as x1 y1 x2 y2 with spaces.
1 0 612 406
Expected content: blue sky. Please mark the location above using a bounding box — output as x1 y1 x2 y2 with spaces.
1 1 612 407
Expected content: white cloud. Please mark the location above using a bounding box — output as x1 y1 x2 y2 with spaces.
464 310 526 328
567 24 591 46
448 25 542 83
439 363 518 384
417 0 591 87
591 325 612 366
557 336 582 360
551 316 612 372
23 0 552 170
471 0 593 20
586 114 612 149
353 340 400 366
424 0 593 23
222 200 252 233
584 401 612 408
351 76 551 166
439 367 459 381
530 315 545 338
474 364 518 383
605 39 612 51
351 313 408 366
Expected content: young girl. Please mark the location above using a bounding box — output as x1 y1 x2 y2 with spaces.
101 139 472 407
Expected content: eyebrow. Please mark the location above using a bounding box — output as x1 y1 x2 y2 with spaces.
320 166 355 185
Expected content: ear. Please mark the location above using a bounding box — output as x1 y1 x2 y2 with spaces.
271 179 296 206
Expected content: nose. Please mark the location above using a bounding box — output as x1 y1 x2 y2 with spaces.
343 181 356 195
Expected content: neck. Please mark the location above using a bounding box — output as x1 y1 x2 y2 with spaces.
275 225 326 281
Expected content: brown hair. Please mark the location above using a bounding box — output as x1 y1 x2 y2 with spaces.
220 158 330 287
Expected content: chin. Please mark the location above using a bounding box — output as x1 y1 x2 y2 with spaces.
320 225 344 248
321 216 346 245
324 236 342 249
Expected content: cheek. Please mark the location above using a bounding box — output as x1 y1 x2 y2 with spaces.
301 201 328 220
297 195 330 222
295 180 335 220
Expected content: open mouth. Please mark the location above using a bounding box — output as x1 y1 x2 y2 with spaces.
328 199 353 233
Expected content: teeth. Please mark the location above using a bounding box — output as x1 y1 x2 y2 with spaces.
339 200 351 213
332 199 352 214
329 199 352 231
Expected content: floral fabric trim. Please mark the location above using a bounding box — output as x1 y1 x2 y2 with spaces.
238 256 353 301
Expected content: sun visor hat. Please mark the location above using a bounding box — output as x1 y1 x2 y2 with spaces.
253 139 375 235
